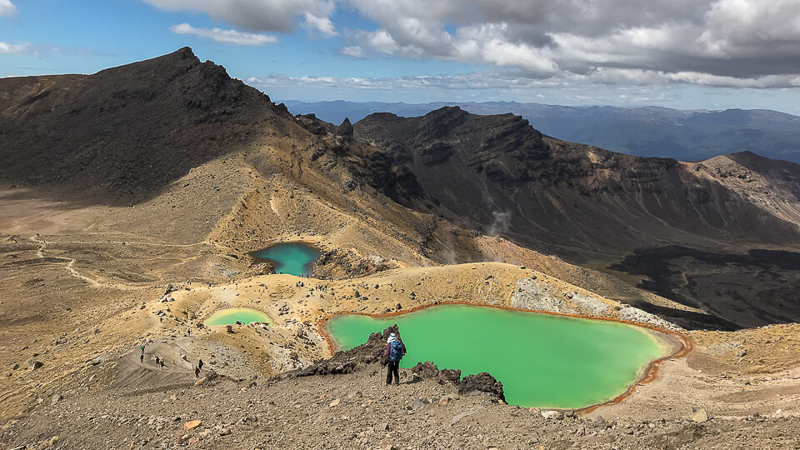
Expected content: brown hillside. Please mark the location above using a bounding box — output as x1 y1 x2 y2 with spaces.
354 107 800 327
2 49 800 448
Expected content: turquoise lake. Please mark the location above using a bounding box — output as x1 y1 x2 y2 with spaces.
251 242 322 277
326 304 671 409
204 308 272 326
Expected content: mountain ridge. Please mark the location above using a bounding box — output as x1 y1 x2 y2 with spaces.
283 100 800 163
352 105 800 327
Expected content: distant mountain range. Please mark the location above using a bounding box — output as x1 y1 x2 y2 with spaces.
282 100 800 164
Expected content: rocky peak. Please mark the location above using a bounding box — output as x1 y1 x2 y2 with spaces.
0 47 283 203
355 107 548 188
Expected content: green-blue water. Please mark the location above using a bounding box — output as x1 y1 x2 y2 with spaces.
327 305 669 409
251 243 322 277
204 308 272 326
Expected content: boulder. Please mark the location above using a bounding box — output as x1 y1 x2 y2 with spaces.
541 410 563 420
26 358 43 371
163 284 176 297
410 361 440 379
690 407 709 423
411 398 430 411
439 368 461 384
184 420 202 431
458 372 505 403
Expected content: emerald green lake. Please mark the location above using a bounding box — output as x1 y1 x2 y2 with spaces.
204 308 272 326
251 243 322 277
327 305 670 409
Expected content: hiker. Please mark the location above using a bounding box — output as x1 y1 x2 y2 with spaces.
198 359 204 370
159 358 165 369
383 332 406 386
140 353 144 363
155 356 160 366
140 343 145 354
195 367 200 378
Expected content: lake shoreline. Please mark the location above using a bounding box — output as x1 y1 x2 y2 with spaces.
318 300 693 413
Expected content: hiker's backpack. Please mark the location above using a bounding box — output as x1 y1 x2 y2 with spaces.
389 340 403 362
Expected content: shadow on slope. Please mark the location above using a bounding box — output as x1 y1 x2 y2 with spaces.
0 47 293 206
611 246 800 328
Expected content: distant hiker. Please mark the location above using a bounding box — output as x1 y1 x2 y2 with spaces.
187 328 191 337
140 353 144 363
195 367 200 378
159 358 165 369
155 356 160 366
140 344 145 354
198 359 204 370
383 333 406 386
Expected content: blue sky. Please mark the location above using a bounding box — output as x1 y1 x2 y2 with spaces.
3 0 800 114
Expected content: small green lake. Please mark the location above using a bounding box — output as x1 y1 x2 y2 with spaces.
204 308 272 326
251 242 322 277
326 305 671 409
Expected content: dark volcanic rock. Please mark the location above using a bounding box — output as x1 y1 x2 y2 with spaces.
354 106 800 260
0 47 291 205
353 106 800 328
280 325 399 379
410 361 463 385
458 372 506 403
314 248 400 278
287 327 505 402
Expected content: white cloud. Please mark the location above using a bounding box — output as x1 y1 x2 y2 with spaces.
146 0 800 89
0 0 17 18
338 0 800 87
568 67 800 89
145 0 336 34
0 41 28 54
246 71 562 94
300 13 338 37
170 23 277 46
340 46 365 58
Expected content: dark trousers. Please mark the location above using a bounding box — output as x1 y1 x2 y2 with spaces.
386 360 400 385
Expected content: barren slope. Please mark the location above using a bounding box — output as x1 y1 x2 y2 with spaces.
2 49 800 448
354 107 800 327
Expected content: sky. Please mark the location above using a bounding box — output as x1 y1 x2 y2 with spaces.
3 0 800 114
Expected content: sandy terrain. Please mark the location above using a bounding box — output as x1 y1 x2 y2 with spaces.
1 156 799 448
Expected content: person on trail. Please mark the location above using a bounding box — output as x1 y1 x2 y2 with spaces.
383 333 406 386
195 367 200 378
140 353 144 363
141 344 145 354
159 358 165 369
198 359 204 370
155 356 160 366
